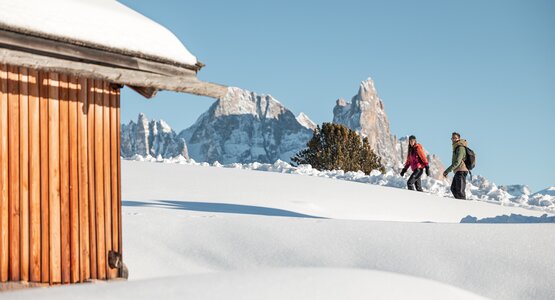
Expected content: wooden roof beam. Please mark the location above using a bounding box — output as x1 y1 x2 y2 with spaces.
0 44 228 100
128 86 158 99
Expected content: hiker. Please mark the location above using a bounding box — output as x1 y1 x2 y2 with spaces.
400 135 430 192
443 132 469 199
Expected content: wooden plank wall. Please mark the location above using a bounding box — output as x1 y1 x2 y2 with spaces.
0 64 122 284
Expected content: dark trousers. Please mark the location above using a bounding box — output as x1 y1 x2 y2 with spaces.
451 171 468 199
407 168 424 192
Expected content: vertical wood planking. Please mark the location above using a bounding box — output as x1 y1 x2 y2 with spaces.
48 72 61 284
59 75 70 284
94 81 106 280
68 76 80 283
86 79 97 279
39 71 50 283
0 64 8 282
77 78 90 281
28 69 41 282
0 67 124 283
102 82 114 279
110 86 119 278
8 65 20 281
116 89 122 278
19 67 30 282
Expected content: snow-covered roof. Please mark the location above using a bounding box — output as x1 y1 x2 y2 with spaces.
0 0 197 67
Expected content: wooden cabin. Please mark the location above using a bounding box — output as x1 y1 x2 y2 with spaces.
0 0 226 287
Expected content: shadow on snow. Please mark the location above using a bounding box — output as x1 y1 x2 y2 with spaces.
123 200 324 219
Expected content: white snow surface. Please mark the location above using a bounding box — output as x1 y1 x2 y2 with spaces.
4 269 486 300
4 160 554 299
0 0 197 65
130 155 555 212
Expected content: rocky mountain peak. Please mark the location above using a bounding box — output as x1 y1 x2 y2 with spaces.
333 78 397 166
296 112 317 131
121 113 188 159
179 87 313 164
333 77 445 178
214 87 285 120
157 119 173 133
336 97 348 107
356 78 379 103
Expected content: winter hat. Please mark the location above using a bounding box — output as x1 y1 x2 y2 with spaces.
409 135 416 141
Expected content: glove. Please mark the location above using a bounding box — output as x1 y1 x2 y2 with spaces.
425 166 430 176
400 166 408 177
442 171 448 178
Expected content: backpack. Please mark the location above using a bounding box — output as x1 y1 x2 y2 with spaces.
457 145 476 171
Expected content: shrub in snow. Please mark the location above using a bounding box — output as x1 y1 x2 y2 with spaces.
291 123 385 175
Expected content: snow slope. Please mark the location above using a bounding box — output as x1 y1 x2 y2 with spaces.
4 269 486 300
132 155 555 212
4 161 554 299
122 160 548 222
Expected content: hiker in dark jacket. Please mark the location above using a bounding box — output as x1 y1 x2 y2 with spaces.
443 132 469 199
400 135 430 192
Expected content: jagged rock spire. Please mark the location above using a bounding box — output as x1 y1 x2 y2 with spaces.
333 77 445 178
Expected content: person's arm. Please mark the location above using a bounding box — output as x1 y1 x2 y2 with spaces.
445 146 465 174
418 146 431 175
401 153 410 176
403 152 410 169
416 146 429 167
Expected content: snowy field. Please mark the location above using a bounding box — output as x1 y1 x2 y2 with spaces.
4 160 555 300
132 155 555 212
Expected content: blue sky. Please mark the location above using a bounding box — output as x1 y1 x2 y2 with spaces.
119 0 554 192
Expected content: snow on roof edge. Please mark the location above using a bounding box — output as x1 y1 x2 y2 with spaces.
0 23 199 70
0 0 199 69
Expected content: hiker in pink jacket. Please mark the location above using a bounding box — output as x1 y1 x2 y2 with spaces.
400 135 430 192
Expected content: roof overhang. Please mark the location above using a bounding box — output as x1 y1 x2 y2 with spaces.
0 29 228 99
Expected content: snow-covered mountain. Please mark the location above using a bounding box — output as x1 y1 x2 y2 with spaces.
296 112 317 131
178 87 313 164
122 79 445 176
121 113 189 159
333 78 445 178
333 80 398 166
534 186 555 197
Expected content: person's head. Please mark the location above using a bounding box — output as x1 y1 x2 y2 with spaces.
451 132 461 143
409 135 416 146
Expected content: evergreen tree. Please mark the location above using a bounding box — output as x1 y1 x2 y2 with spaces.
292 123 385 174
